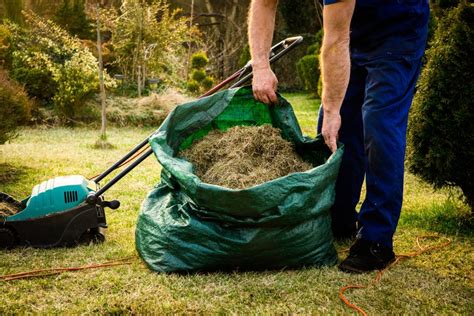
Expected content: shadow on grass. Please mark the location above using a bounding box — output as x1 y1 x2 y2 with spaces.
400 199 473 238
0 163 32 187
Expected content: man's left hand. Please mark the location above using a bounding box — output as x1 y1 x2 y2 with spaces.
321 111 341 153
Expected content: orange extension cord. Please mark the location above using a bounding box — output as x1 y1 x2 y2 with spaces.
0 257 137 282
339 235 452 316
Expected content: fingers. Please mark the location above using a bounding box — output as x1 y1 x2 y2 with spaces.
252 69 278 105
253 87 277 105
324 135 338 153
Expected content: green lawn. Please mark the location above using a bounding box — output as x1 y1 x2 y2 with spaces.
0 93 472 314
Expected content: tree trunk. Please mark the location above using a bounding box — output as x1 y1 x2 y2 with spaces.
96 5 107 140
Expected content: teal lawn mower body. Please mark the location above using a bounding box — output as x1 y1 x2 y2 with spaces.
0 175 115 248
0 36 304 249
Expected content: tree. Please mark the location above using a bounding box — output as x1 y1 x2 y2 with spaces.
407 2 474 212
54 0 94 39
111 0 198 91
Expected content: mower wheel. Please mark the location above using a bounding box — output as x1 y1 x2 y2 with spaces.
0 227 16 249
79 227 105 245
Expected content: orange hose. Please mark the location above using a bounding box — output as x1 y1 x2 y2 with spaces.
339 235 452 315
0 257 137 282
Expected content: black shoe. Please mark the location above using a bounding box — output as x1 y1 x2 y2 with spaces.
338 238 395 273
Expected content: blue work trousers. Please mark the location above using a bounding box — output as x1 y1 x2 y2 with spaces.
318 55 423 249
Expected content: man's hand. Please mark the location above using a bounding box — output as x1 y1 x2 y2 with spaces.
252 67 278 105
321 110 341 152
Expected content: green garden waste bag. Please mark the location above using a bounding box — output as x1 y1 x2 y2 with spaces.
136 87 343 272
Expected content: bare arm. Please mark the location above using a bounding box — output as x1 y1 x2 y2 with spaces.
248 0 279 104
320 0 355 152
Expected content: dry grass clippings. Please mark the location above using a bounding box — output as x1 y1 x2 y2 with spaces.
179 125 313 189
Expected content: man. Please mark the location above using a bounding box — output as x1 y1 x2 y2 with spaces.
248 0 429 273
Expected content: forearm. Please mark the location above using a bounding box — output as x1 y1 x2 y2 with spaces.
321 35 350 114
248 0 278 70
320 0 354 115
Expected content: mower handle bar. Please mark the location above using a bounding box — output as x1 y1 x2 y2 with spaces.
90 36 304 201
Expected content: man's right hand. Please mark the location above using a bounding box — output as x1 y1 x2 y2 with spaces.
252 66 279 105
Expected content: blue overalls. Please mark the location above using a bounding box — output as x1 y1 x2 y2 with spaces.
320 0 430 248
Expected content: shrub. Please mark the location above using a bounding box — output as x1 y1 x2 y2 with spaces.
191 69 206 82
6 12 115 120
191 52 208 69
407 2 474 212
0 69 31 144
187 80 199 93
296 55 320 96
238 44 251 68
0 24 12 68
187 51 213 95
201 76 214 90
296 30 323 96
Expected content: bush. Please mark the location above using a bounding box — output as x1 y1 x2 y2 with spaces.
187 80 199 93
11 64 57 104
187 51 213 95
238 44 251 68
191 52 208 69
0 24 12 68
191 69 206 82
296 30 323 96
407 2 474 212
201 76 214 90
296 55 320 96
5 12 114 120
0 69 31 144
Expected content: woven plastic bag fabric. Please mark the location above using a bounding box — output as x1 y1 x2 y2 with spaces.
136 87 343 272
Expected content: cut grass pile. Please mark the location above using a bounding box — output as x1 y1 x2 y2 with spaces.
0 92 472 314
179 125 313 189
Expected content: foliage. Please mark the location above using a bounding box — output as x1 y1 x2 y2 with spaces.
187 51 214 95
238 44 251 68
186 80 199 93
111 0 199 88
0 24 12 68
191 51 208 69
296 55 320 96
296 29 323 96
278 0 321 34
407 2 474 211
54 0 93 39
191 69 206 82
5 11 114 119
0 69 31 144
201 76 214 90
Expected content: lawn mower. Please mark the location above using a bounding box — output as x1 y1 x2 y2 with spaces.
0 36 304 249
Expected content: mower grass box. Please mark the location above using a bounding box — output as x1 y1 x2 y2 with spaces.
0 176 108 248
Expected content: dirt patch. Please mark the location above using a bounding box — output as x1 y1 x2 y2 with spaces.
179 125 313 189
0 202 20 217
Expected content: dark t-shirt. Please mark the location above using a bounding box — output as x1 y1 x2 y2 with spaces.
323 0 430 59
